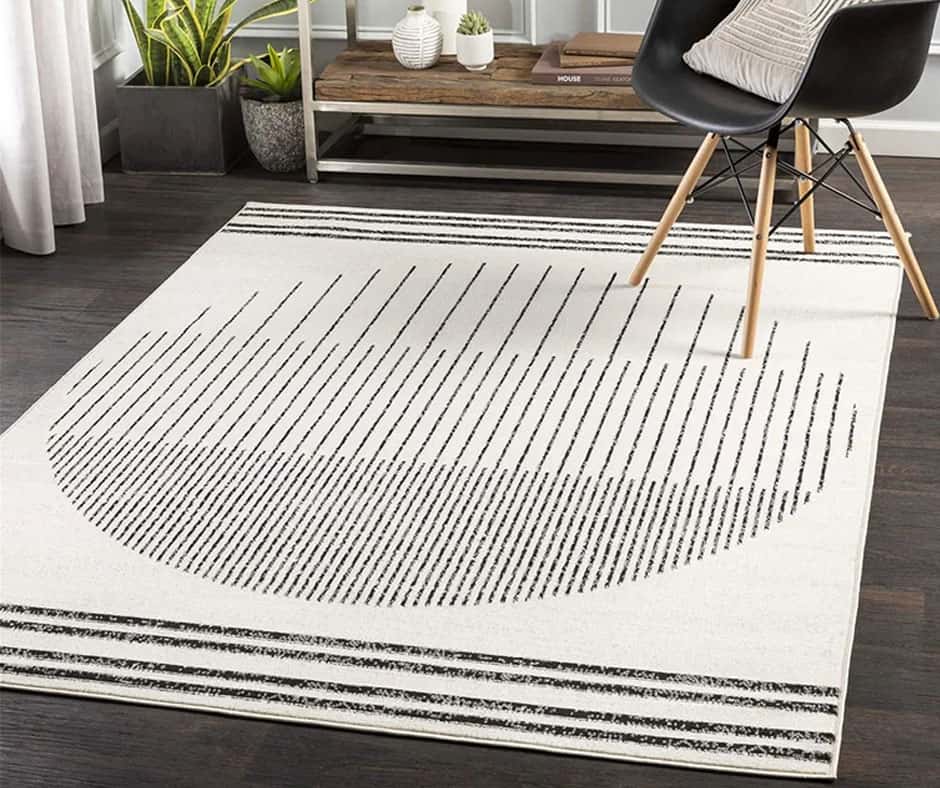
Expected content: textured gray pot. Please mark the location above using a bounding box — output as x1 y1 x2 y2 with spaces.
115 69 247 174
240 97 305 173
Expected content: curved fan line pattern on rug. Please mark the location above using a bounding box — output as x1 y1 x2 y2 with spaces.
46 253 858 607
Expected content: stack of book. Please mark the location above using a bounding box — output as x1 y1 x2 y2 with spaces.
531 33 641 86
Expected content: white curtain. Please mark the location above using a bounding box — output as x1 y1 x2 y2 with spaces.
0 0 104 256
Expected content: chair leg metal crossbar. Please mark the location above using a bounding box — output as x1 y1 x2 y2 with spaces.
629 118 939 359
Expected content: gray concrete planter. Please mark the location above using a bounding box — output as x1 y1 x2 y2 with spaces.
115 69 247 174
240 97 305 173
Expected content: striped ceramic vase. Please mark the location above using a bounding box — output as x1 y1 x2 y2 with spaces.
392 5 443 70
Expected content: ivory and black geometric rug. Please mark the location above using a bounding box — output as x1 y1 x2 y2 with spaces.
0 204 902 777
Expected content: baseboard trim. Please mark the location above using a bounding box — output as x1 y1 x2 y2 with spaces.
818 119 940 158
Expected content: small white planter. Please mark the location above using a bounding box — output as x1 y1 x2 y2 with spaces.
456 30 494 72
392 6 442 70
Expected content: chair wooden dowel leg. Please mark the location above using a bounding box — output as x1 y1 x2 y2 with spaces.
628 132 721 286
794 121 816 254
742 142 779 359
849 131 939 320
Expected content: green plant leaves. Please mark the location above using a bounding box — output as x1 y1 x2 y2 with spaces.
243 47 302 99
225 0 309 43
167 0 206 53
194 0 217 30
159 11 203 84
202 0 237 61
120 0 315 87
121 0 153 83
457 10 491 35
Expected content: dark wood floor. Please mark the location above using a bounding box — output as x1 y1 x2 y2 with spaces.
2 149 938 787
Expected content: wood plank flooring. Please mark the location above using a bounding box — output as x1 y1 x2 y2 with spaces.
1 150 938 787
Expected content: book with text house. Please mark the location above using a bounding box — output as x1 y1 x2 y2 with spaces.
530 42 633 86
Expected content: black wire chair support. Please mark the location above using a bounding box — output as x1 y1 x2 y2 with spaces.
687 118 882 239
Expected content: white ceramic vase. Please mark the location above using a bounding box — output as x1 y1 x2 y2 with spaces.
392 5 442 70
456 29 494 72
425 0 465 56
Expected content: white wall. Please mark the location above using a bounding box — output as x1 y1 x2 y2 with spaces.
91 0 940 159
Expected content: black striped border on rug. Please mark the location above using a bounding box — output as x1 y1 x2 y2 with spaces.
219 205 899 266
0 603 837 767
0 603 840 700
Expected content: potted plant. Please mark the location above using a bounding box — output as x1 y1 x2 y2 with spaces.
116 0 315 174
455 10 494 72
241 46 305 173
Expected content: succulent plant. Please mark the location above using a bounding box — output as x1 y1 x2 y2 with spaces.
457 10 491 36
243 45 302 101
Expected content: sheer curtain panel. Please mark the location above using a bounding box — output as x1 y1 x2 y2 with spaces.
0 0 104 255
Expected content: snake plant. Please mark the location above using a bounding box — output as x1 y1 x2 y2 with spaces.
457 10 491 35
121 0 315 87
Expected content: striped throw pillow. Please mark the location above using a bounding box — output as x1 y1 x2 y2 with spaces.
683 0 871 104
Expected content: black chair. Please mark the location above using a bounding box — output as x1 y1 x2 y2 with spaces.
628 0 940 357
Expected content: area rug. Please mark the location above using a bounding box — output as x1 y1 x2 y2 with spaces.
0 203 902 778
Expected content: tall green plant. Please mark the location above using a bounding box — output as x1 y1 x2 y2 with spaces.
121 0 315 87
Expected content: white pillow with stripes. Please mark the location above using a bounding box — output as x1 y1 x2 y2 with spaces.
683 0 870 104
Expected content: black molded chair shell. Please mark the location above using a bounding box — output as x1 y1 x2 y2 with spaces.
632 0 940 136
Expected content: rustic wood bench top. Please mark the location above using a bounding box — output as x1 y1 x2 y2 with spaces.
315 42 649 111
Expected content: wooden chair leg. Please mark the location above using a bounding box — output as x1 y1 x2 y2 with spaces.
794 120 816 254
848 131 939 320
629 133 721 286
742 141 779 359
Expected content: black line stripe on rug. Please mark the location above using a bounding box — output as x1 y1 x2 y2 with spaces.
229 214 894 256
792 373 824 517
818 373 844 493
236 206 888 245
219 225 897 265
66 360 102 395
237 216 894 256
0 618 838 712
0 664 832 763
51 332 154 432
764 343 811 531
0 605 839 697
0 647 835 744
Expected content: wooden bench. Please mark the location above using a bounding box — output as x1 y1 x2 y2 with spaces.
295 2 743 187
